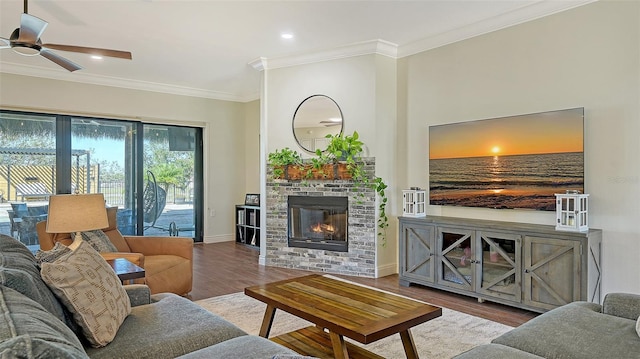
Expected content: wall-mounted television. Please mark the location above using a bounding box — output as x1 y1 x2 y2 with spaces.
429 108 584 211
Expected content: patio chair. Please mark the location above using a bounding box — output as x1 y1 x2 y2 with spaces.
8 203 47 245
15 183 50 201
143 170 166 230
8 203 27 237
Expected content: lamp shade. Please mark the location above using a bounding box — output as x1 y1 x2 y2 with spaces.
46 193 109 234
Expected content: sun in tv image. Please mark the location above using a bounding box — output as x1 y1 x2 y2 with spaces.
429 108 584 211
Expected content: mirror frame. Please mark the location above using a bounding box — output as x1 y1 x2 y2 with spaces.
292 95 343 153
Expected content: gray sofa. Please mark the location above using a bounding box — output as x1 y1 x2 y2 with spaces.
0 234 297 358
454 293 640 359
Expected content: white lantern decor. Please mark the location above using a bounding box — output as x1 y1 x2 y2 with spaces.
403 188 426 217
555 191 589 232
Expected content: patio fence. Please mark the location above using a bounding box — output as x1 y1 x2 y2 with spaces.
100 181 192 207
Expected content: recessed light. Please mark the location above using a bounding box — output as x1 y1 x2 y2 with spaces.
281 33 294 40
91 55 103 60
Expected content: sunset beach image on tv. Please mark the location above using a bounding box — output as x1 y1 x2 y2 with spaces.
429 108 584 211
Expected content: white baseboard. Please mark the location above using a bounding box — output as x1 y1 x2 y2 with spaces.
376 262 398 278
203 234 234 244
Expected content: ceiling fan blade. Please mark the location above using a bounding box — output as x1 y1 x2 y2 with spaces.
40 48 82 72
42 44 132 60
0 38 10 49
18 13 48 43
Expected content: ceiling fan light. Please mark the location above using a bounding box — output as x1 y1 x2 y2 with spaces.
12 45 39 56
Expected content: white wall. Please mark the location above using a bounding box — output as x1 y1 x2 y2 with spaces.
0 73 248 243
244 99 260 194
401 1 640 295
262 54 398 275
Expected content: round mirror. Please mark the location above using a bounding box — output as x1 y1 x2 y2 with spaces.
292 95 343 153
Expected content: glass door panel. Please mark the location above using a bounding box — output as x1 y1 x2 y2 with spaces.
477 232 521 302
438 227 474 291
142 125 197 238
0 112 56 248
71 117 137 235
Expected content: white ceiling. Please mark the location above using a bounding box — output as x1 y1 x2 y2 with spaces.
0 0 593 102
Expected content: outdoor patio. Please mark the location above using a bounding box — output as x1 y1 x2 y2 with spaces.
0 202 195 251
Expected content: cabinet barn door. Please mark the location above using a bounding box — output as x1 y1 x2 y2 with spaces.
400 223 435 285
523 236 581 311
437 227 475 292
476 231 522 303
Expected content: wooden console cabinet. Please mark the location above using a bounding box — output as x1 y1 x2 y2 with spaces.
399 216 602 313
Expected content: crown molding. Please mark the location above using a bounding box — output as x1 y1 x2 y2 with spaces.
398 0 597 57
252 39 398 71
249 57 267 71
0 62 246 102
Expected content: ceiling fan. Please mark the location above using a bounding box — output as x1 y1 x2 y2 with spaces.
0 0 132 72
319 120 343 127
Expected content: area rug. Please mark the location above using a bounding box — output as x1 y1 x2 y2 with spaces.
195 291 512 358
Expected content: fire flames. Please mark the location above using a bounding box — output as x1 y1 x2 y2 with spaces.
310 223 336 234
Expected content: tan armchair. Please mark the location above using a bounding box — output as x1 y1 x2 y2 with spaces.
36 207 193 295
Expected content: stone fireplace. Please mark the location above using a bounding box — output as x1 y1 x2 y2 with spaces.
265 158 376 277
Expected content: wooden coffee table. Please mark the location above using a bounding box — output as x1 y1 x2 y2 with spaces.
245 274 442 359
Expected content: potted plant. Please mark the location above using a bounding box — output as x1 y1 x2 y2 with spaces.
317 131 390 246
267 147 302 179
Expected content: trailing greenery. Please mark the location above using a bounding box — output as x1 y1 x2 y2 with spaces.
266 147 303 178
318 131 389 246
268 131 390 246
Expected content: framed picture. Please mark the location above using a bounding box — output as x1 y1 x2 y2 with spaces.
245 193 260 206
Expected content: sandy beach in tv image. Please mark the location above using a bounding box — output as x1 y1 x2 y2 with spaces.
429 108 584 211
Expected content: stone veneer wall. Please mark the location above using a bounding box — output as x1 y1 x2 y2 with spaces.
265 158 376 277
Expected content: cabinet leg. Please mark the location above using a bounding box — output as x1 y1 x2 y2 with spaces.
399 279 411 287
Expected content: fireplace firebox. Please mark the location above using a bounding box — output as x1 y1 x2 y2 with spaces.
288 196 348 252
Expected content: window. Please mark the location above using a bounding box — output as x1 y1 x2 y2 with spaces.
0 110 203 249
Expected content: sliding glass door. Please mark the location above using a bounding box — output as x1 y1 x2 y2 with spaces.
0 112 56 247
141 124 200 238
71 117 138 235
0 110 203 248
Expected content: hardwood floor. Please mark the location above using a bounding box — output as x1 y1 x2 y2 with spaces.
190 241 538 327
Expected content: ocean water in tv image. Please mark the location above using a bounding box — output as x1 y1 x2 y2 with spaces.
429 152 584 211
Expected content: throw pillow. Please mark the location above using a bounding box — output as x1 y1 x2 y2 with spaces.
41 240 131 348
35 241 72 264
0 285 87 359
73 230 118 253
0 234 74 329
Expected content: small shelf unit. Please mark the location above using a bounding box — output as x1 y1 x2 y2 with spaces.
235 205 260 248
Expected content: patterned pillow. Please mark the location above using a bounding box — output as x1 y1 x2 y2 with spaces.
72 230 118 253
35 242 72 264
41 240 131 348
